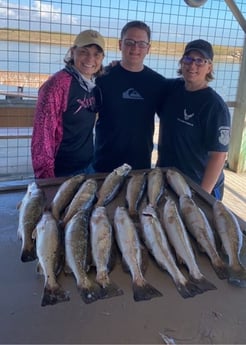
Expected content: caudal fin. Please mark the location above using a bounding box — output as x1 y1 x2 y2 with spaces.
191 276 217 293
78 282 102 304
41 286 70 307
228 266 246 287
212 261 229 280
175 280 203 299
132 281 162 302
21 247 36 262
99 281 124 299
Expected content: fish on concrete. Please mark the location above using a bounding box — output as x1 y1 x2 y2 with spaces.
64 209 102 303
147 167 164 209
213 200 246 287
62 178 97 225
114 206 162 302
32 211 70 307
96 163 132 206
17 182 46 262
166 169 192 197
50 174 85 221
126 172 147 218
90 206 123 298
179 195 228 280
163 198 216 293
141 204 202 298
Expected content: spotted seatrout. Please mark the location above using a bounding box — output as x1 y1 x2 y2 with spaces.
179 195 228 280
50 174 85 221
213 200 246 287
141 204 204 298
126 172 147 218
96 163 132 206
17 182 46 262
62 178 97 225
166 169 192 197
90 206 123 299
147 167 164 208
64 209 102 303
33 211 70 307
114 206 162 302
163 198 216 293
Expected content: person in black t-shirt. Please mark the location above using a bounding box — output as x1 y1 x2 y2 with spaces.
157 39 231 200
92 20 168 173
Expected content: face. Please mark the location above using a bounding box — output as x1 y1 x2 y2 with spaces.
119 27 150 71
181 51 212 89
72 45 104 79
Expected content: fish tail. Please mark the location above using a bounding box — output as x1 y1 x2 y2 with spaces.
190 276 217 293
132 281 162 302
21 247 36 262
212 261 229 280
228 266 246 288
99 281 124 299
128 210 139 223
77 282 101 304
175 281 202 299
41 286 70 307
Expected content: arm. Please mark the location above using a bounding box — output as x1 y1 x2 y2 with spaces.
200 151 227 194
31 72 69 178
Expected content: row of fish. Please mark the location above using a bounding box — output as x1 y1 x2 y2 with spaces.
17 164 246 306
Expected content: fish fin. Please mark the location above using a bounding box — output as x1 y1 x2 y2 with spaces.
211 261 229 280
16 200 22 210
190 276 217 293
132 281 162 302
41 286 70 307
31 228 37 240
21 247 36 262
77 282 101 304
228 266 246 287
175 281 202 298
99 282 124 299
36 261 44 275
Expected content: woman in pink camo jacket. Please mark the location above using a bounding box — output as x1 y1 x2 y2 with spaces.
31 30 105 178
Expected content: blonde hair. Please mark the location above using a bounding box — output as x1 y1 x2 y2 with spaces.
177 57 214 82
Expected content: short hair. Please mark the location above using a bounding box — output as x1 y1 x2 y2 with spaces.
120 20 151 41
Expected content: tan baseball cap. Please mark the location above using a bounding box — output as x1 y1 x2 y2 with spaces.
73 30 105 52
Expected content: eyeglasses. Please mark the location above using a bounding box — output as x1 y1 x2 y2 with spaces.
182 55 211 66
123 39 150 49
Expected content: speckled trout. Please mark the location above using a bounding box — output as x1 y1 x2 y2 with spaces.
166 169 192 197
114 206 162 302
213 200 246 287
64 209 102 303
90 206 123 299
163 198 216 293
126 172 147 218
50 174 85 221
179 195 228 280
147 167 164 208
62 178 97 225
17 182 46 262
96 163 132 206
33 211 70 307
141 204 202 298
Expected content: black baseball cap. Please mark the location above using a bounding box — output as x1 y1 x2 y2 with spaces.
183 39 214 60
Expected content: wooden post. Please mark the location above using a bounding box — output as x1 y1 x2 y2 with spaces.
227 35 246 173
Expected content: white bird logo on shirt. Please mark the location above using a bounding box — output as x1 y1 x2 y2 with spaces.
184 109 194 121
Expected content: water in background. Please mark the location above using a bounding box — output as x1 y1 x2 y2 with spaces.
0 40 241 102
